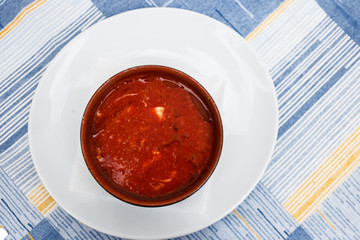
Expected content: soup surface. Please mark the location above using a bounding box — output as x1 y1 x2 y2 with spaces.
89 76 215 198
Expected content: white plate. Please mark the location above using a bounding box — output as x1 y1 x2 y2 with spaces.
29 8 278 239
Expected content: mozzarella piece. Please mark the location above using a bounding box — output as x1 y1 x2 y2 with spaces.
153 107 165 120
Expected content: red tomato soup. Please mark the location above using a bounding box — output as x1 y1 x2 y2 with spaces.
88 72 216 199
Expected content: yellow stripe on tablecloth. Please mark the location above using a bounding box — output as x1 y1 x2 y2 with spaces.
37 195 56 213
27 183 57 216
33 188 50 206
27 183 43 201
316 209 336 231
245 0 296 42
27 233 34 240
43 199 57 215
283 126 360 223
0 0 48 40
296 152 360 222
284 127 360 211
233 210 261 239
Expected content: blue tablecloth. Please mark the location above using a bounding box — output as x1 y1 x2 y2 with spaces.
1 0 360 239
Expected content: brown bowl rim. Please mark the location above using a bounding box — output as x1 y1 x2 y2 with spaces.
80 65 223 207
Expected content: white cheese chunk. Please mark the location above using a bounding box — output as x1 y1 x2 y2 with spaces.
153 107 165 120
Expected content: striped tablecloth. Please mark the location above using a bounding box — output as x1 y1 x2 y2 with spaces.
1 0 360 239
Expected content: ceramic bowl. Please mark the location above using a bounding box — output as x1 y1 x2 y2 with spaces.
80 65 223 207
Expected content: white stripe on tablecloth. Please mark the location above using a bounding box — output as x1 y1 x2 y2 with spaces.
263 62 360 201
275 25 341 98
251 0 326 70
0 7 104 142
279 36 356 126
0 0 93 81
0 0 104 196
270 18 335 81
246 0 360 203
266 57 360 174
270 17 332 80
0 6 102 94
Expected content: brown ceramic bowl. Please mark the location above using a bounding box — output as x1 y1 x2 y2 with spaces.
80 65 223 207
